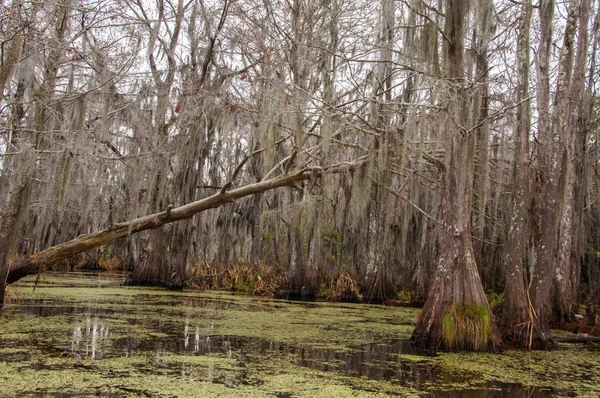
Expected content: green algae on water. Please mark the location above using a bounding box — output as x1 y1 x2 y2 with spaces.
2 272 599 397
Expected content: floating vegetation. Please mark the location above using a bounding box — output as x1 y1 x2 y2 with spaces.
1 273 599 397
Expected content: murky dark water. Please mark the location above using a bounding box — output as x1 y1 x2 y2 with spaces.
0 272 593 397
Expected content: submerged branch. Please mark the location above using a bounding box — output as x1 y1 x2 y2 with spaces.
554 336 600 344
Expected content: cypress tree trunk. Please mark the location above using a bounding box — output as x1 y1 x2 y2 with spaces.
0 152 34 308
554 0 591 322
529 0 579 344
471 0 493 275
126 0 184 289
411 0 500 351
527 0 557 347
364 0 396 303
500 0 534 347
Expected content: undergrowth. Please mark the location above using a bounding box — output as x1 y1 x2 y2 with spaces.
442 304 494 351
318 272 363 302
9 252 404 304
187 262 287 296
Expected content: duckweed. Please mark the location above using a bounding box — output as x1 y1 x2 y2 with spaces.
0 272 598 397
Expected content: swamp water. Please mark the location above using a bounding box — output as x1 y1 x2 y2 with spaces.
0 273 599 397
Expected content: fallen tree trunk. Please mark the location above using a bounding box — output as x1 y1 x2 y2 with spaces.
7 162 360 285
554 336 600 344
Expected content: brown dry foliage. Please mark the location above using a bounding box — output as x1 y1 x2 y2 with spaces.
187 262 287 296
317 272 363 302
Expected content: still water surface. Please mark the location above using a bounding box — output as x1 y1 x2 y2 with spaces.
0 272 598 397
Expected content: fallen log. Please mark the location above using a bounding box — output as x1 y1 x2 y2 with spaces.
7 162 360 285
554 336 600 344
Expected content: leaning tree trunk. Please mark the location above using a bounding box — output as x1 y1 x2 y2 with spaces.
4 162 360 294
411 0 500 351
